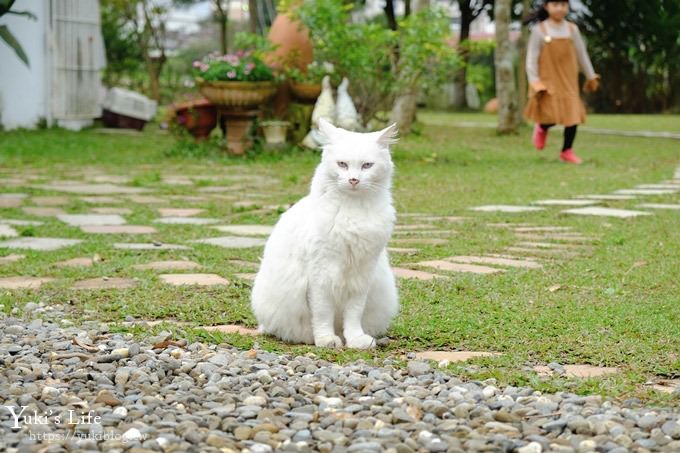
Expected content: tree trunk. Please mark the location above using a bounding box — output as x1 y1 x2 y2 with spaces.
248 0 257 33
516 0 531 123
384 0 397 31
452 1 472 110
215 1 228 54
390 86 418 134
494 0 518 133
404 0 411 17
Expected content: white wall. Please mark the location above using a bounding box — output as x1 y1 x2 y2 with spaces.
0 0 48 129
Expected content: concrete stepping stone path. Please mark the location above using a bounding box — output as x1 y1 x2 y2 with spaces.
515 233 594 242
113 243 190 250
393 230 453 236
37 183 149 194
158 208 204 217
635 184 680 190
533 364 619 378
650 379 680 394
387 247 420 255
391 238 448 246
638 203 680 210
87 175 131 184
514 226 573 232
471 205 544 213
416 260 504 274
0 277 54 290
192 236 266 248
505 247 581 258
200 324 260 336
128 195 167 204
159 273 229 286
562 207 652 218
392 267 446 281
0 254 25 264
446 255 543 269
0 225 18 238
395 224 435 230
154 217 219 225
55 257 96 268
516 241 585 250
133 260 201 271
22 207 66 217
0 219 43 226
91 207 133 215
58 214 127 226
0 237 82 251
0 194 25 208
414 351 501 363
81 225 157 234
72 277 138 290
80 196 122 204
614 189 677 196
234 273 256 281
31 196 70 206
578 194 636 201
532 199 599 206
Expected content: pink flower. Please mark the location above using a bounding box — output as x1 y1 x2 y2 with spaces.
192 61 201 68
227 71 236 79
246 63 255 71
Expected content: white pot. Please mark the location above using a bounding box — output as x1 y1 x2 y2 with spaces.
261 121 290 145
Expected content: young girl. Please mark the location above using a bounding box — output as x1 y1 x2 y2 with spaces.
524 0 600 164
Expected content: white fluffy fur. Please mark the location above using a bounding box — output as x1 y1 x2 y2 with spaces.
251 119 399 349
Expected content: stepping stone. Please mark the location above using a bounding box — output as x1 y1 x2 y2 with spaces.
234 273 256 281
516 241 583 250
395 224 435 230
88 175 131 184
0 193 27 199
387 247 420 255
228 259 259 268
0 225 18 238
650 379 680 394
533 364 619 378
0 198 24 208
72 277 137 290
158 208 204 217
397 213 429 218
162 177 193 186
514 226 573 232
113 243 190 250
200 324 260 336
159 273 229 286
154 217 219 225
390 238 448 246
0 237 82 251
167 196 211 202
446 255 542 269
416 260 503 274
414 351 500 363
81 225 157 234
635 184 680 190
471 205 544 213
0 277 54 290
0 218 43 226
37 183 149 194
80 196 122 204
91 207 133 215
31 196 70 206
128 195 167 204
562 207 651 218
58 214 126 226
22 207 66 217
487 223 536 228
392 267 445 281
614 189 677 195
418 216 466 223
199 186 239 193
232 200 259 208
192 236 267 249
55 257 96 268
505 246 580 258
0 254 25 264
393 230 453 236
638 203 680 210
133 260 201 271
515 233 594 242
532 199 599 206
578 194 636 200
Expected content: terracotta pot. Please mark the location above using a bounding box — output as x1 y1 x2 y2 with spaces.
290 82 322 103
266 13 313 71
198 81 277 108
261 121 290 145
172 99 217 141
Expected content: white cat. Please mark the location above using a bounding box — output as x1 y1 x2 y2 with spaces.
251 119 399 349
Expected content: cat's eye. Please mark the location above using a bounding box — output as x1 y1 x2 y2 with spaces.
362 162 374 170
337 161 348 169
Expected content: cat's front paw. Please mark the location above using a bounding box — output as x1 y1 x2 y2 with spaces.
346 334 376 349
314 335 343 348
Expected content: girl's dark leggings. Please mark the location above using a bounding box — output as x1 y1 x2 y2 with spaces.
540 124 577 151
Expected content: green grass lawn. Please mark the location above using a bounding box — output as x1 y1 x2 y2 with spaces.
1 113 678 405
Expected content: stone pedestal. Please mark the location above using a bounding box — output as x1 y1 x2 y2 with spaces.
218 108 260 155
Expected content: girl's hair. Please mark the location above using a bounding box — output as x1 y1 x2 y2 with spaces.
523 0 570 25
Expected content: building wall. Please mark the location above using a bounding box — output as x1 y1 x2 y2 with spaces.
0 0 48 129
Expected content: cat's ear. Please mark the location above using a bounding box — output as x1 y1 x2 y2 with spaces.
376 123 399 147
318 118 339 144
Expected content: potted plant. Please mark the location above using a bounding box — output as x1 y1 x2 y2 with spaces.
287 61 336 102
193 51 278 108
169 98 217 141
260 119 290 145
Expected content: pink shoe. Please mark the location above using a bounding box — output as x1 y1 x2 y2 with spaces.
532 124 548 150
560 149 582 165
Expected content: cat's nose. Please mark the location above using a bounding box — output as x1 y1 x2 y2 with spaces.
349 178 360 187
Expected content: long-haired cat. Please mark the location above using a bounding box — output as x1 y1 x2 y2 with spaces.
251 119 399 349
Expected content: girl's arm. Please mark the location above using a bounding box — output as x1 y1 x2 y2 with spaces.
571 24 597 80
526 26 543 84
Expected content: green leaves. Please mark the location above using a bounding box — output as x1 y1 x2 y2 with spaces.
0 24 29 67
